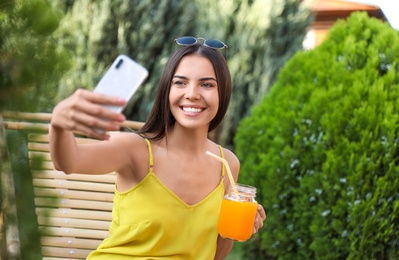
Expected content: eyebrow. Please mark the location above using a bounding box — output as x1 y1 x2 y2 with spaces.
173 75 217 82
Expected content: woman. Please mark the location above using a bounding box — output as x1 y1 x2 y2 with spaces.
49 38 266 259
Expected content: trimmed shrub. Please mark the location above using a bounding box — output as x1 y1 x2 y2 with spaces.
235 12 399 259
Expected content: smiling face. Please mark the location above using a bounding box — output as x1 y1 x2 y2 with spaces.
138 44 231 140
169 54 219 131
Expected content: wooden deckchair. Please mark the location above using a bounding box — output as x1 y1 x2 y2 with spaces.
2 112 144 259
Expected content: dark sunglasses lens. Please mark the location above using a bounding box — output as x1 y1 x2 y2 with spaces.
205 39 225 49
176 36 197 45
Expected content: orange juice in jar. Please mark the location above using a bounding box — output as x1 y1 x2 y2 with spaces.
218 184 257 242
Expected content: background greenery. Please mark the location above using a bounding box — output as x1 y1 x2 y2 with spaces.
235 12 399 259
50 0 312 147
0 0 70 112
1 0 70 259
1 0 311 258
5 0 399 259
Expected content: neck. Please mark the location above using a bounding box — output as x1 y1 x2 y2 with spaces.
165 125 211 155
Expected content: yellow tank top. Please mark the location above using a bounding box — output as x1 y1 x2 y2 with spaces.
87 138 225 259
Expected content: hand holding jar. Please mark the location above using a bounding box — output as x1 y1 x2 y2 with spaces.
218 184 266 241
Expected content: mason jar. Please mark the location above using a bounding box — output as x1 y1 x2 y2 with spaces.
217 184 258 241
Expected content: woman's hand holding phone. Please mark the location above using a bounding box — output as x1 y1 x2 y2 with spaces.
51 55 148 140
51 89 127 140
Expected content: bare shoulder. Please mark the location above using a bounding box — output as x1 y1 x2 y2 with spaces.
106 131 148 157
222 148 239 165
108 131 146 145
222 147 240 179
106 131 150 173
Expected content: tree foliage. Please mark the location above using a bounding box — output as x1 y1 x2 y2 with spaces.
1 1 70 258
52 0 197 116
212 0 312 145
0 0 70 112
52 0 311 147
235 12 399 259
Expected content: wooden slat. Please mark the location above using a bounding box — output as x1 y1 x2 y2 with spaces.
34 188 114 202
38 217 110 231
39 226 109 239
28 139 102 153
2 111 52 121
32 170 116 184
32 179 114 193
4 121 49 131
29 142 50 152
35 198 113 211
30 161 55 170
40 236 101 250
43 257 79 260
29 151 52 161
28 134 102 144
41 246 93 258
36 208 112 221
2 111 145 128
28 133 50 142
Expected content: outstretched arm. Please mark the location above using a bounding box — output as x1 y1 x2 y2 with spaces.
49 89 126 173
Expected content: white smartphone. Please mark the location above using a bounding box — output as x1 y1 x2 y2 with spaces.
94 54 149 113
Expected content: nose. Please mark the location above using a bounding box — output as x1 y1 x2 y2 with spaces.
185 84 200 100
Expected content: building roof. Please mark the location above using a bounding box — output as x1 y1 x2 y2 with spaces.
306 0 386 30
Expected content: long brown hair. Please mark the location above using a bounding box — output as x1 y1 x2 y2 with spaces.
137 43 231 140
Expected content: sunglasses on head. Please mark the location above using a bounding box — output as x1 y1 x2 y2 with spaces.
175 36 228 59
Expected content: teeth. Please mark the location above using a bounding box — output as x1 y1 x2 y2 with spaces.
183 107 202 113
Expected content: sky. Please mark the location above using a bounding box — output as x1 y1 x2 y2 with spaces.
344 0 399 30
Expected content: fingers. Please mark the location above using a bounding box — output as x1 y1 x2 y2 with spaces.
66 110 118 139
77 88 126 106
258 204 267 221
253 215 263 234
51 89 127 138
73 89 127 120
253 204 267 234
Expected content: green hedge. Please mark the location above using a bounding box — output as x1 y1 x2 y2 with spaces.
235 12 399 259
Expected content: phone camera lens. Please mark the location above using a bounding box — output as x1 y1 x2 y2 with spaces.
116 59 124 69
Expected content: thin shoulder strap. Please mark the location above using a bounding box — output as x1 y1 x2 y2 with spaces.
218 145 225 177
143 137 154 169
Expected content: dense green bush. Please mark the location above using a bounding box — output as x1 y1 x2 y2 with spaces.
235 12 399 259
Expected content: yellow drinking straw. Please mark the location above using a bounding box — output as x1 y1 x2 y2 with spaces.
205 151 237 189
